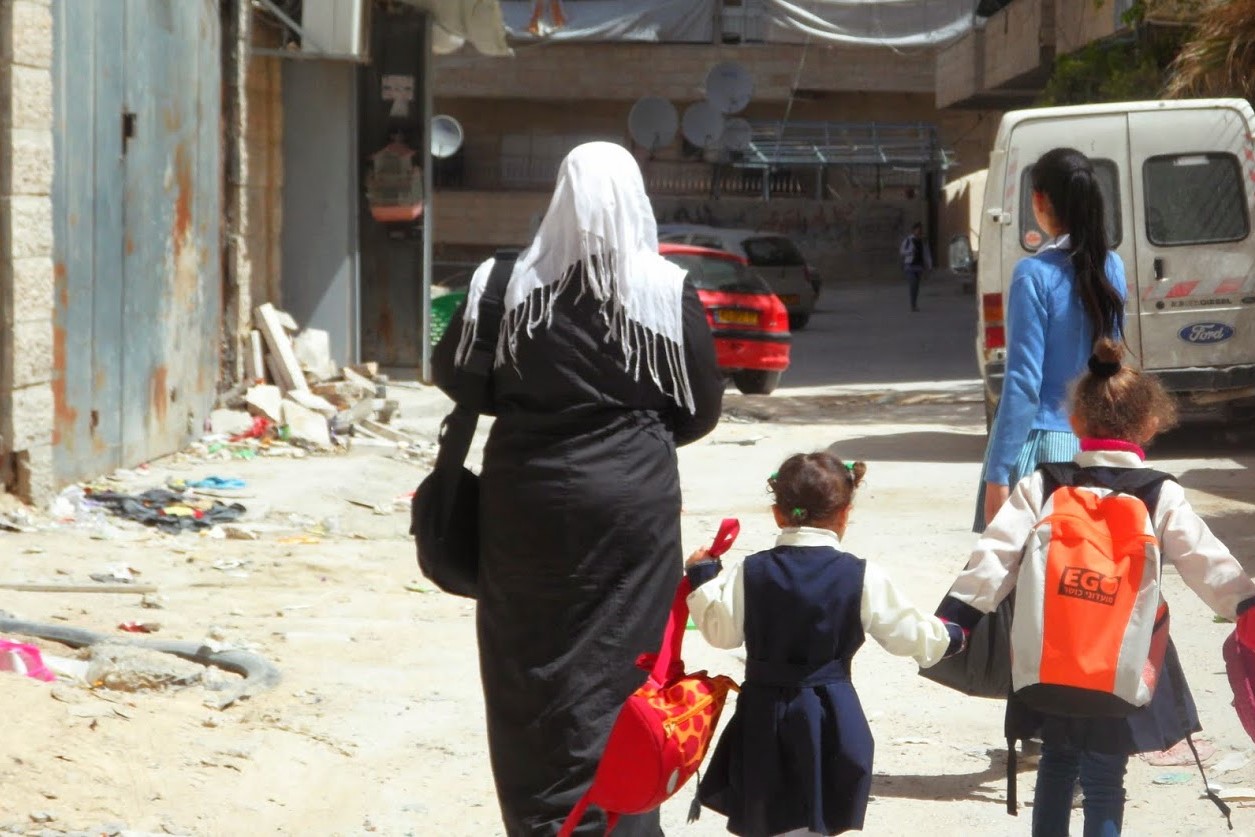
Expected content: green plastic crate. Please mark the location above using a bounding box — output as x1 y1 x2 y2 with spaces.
430 291 467 346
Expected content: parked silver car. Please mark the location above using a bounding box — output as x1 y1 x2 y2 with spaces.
657 225 819 330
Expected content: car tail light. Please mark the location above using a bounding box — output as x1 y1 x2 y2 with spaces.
768 302 789 332
982 292 1005 350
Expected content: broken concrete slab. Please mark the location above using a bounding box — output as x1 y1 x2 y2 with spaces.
208 409 254 437
282 400 332 449
331 398 377 435
246 330 266 385
245 385 283 424
292 329 339 383
342 367 380 396
358 419 416 445
254 303 309 393
286 390 338 418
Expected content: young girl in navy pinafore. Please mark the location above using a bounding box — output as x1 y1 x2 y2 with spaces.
686 454 964 837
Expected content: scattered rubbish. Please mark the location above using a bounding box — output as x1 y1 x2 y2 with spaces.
1216 614 1236 624
117 622 160 634
28 812 54 824
0 509 37 533
404 582 435 594
1212 787 1255 803
141 594 166 610
222 524 260 541
211 559 248 572
87 488 246 534
713 436 765 447
91 565 139 584
186 476 247 491
0 617 281 709
0 638 56 682
1153 772 1193 785
891 737 936 746
1143 738 1217 766
1211 752 1251 775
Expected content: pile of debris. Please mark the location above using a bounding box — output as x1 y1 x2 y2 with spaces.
209 303 419 453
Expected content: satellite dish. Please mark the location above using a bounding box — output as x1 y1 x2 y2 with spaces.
721 118 753 153
628 97 678 151
430 115 464 159
704 62 754 115
681 101 725 150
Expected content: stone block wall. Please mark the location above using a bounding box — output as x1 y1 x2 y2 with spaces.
0 0 56 502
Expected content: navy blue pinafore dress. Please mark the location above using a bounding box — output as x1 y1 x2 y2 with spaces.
698 546 873 837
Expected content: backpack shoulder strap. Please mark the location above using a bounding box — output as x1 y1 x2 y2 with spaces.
455 250 518 411
1038 462 1081 500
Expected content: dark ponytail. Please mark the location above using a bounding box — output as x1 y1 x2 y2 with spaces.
1030 148 1124 340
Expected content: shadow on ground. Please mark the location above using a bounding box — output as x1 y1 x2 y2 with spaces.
872 748 1029 803
825 430 988 465
724 397 983 428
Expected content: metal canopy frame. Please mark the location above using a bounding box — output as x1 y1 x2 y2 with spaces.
735 121 953 170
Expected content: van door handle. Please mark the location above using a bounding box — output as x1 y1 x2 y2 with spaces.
1153 257 1166 281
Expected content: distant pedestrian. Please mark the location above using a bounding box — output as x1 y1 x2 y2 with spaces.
898 222 931 312
685 453 964 836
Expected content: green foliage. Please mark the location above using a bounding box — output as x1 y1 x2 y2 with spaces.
1038 28 1188 106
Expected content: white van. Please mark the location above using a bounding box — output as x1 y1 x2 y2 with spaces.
976 99 1255 425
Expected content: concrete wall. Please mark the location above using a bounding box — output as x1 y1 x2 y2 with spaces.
435 41 936 101
983 0 1049 89
1055 0 1126 55
0 0 56 501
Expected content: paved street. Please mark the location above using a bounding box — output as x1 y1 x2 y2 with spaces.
1 274 1253 836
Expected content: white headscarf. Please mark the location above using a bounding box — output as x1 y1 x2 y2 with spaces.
456 142 694 411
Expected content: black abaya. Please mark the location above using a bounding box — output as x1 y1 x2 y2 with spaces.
433 276 722 836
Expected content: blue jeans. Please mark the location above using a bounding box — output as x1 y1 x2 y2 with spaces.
1032 744 1128 837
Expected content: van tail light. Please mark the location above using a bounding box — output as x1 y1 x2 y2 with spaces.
982 292 1005 350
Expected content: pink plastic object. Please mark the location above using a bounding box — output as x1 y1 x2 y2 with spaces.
1224 630 1255 744
0 638 56 682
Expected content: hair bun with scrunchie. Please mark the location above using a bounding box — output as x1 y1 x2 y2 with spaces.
1087 354 1121 378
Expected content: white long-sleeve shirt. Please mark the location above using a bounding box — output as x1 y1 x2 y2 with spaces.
686 527 954 668
948 448 1255 619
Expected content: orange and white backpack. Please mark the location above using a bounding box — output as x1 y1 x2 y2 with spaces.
1010 463 1175 718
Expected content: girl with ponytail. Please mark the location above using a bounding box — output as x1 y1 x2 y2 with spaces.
975 147 1128 530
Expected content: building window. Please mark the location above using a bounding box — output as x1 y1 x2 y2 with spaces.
1143 153 1249 247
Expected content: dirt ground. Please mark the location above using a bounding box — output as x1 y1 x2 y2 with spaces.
2 380 1255 836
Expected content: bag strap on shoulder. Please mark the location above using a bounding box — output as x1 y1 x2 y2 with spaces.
1038 462 1176 517
458 250 518 388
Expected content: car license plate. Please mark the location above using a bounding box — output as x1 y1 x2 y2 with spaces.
715 309 758 326
779 295 801 306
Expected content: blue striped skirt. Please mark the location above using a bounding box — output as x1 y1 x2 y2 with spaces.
972 428 1079 533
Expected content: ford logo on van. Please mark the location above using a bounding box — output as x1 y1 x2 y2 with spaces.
1178 323 1234 344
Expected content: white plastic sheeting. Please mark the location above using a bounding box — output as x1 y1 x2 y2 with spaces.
498 0 718 43
399 0 513 55
764 0 976 48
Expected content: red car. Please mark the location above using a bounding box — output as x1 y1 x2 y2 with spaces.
660 243 791 395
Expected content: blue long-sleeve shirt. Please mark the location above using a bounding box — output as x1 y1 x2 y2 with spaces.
985 247 1126 484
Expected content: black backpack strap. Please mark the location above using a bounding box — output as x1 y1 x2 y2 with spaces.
1038 462 1080 500
1039 462 1176 518
457 249 518 409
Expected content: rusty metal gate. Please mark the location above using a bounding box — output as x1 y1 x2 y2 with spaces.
52 0 222 483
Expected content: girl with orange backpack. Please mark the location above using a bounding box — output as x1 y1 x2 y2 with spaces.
940 337 1255 836
685 453 966 836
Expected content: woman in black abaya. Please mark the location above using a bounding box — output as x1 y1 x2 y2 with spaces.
433 142 723 835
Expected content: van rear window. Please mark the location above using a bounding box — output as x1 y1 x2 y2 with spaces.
742 237 805 266
1020 159 1122 251
1143 153 1249 246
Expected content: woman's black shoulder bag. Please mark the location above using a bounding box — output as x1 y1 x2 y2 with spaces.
410 251 517 599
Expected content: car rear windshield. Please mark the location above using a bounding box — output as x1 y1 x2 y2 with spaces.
665 254 774 294
1144 153 1249 246
741 237 805 266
